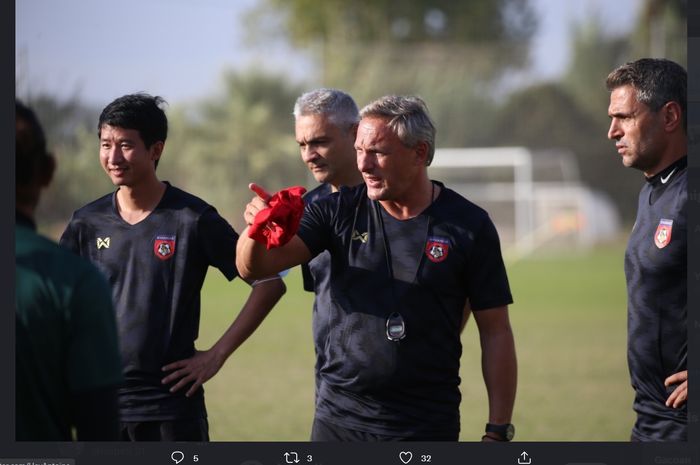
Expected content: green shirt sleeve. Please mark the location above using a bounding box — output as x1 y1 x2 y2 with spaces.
66 261 123 392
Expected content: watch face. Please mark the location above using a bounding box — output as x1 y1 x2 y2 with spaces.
486 423 515 441
506 424 515 441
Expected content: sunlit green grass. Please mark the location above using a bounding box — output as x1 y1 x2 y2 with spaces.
198 242 634 441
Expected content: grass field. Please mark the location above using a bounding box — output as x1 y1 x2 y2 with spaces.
197 241 635 441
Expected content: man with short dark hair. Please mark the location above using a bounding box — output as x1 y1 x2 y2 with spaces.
606 58 688 441
16 100 123 441
60 93 285 441
238 95 517 441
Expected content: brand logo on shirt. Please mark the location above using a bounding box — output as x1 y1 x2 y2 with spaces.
654 219 673 249
154 235 176 260
352 230 368 243
425 236 450 263
660 168 677 184
96 237 110 249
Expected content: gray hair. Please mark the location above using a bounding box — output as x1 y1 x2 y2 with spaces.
293 88 359 129
606 58 687 132
360 95 436 166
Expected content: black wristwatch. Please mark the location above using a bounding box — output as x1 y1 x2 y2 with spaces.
485 423 515 441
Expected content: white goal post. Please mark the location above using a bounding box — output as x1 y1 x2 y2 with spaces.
430 147 535 255
429 147 620 258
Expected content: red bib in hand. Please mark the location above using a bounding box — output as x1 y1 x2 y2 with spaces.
248 186 307 249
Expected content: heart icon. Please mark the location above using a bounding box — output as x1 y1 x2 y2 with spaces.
399 451 413 464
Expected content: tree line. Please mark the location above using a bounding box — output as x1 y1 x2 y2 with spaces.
21 0 687 237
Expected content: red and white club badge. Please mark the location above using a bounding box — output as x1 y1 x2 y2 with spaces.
654 219 673 249
154 235 176 260
425 236 450 263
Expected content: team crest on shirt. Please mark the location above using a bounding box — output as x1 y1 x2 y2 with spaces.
154 235 176 260
425 236 450 263
654 219 673 249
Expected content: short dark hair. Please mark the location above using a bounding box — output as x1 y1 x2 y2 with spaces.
16 100 50 186
606 58 687 132
98 93 168 148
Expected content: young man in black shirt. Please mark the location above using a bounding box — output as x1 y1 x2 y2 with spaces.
60 93 285 441
606 58 688 441
238 95 516 441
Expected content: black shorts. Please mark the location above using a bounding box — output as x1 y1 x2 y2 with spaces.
120 418 209 441
311 417 458 441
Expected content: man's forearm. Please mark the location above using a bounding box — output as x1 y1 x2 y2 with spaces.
236 227 267 279
211 277 286 359
160 277 286 397
481 327 517 424
236 231 312 280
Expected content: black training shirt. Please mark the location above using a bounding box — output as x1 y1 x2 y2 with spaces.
60 182 239 421
301 183 334 391
625 156 687 441
297 182 512 437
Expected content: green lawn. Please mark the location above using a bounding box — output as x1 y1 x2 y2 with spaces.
198 242 634 441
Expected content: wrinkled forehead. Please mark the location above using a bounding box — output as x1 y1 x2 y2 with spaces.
356 117 403 150
608 85 644 112
296 113 335 131
359 116 392 135
610 84 636 100
357 117 383 139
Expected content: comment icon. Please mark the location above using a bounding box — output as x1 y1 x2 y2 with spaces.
171 450 185 464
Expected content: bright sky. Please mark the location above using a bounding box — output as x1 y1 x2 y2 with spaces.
530 0 641 77
15 0 642 106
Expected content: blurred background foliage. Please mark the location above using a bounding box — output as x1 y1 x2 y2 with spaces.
14 0 689 441
19 0 687 235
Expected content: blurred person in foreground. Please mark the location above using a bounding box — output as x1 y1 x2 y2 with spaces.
16 100 123 440
606 58 687 441
59 93 285 441
238 95 517 441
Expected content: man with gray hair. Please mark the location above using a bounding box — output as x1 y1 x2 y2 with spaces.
606 58 687 441
238 95 517 441
294 88 362 191
293 88 363 395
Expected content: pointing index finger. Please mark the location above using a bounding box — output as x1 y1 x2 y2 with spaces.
249 183 271 201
